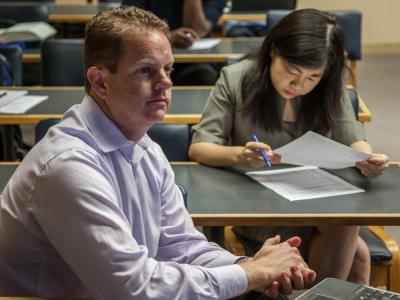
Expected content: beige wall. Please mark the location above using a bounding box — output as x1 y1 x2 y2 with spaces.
298 0 400 47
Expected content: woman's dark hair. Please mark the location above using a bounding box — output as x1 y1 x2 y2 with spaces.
241 9 346 135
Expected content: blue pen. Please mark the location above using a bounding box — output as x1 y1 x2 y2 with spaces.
252 134 271 167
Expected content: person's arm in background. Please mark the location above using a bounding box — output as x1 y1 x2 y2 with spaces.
183 0 219 38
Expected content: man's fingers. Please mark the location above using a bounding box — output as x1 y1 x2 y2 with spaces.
279 272 293 295
290 266 304 290
264 281 280 298
304 270 316 287
263 235 281 246
285 236 302 248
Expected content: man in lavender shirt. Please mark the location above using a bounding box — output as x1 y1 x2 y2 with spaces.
0 6 315 300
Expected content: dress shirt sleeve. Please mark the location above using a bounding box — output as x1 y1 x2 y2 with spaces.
156 158 241 268
32 149 247 300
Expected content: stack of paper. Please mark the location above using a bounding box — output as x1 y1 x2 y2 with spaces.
0 90 48 114
247 166 364 201
246 131 369 201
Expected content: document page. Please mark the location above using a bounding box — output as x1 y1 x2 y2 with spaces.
246 166 364 201
274 131 369 169
0 95 48 114
187 38 221 50
0 90 28 109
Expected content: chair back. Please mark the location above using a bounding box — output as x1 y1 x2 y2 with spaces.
346 87 359 120
264 9 291 33
148 124 191 161
41 39 84 86
0 5 49 23
329 10 362 60
0 45 23 86
35 118 61 143
231 0 296 12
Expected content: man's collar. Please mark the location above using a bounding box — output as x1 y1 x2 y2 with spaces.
80 94 152 154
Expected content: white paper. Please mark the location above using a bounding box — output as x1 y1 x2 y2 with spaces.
246 166 364 201
0 90 28 109
187 38 221 50
275 131 369 169
0 95 48 114
0 22 56 43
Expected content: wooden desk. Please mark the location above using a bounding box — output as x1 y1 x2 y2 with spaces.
0 87 209 160
2 162 400 227
22 38 264 64
0 86 371 125
0 86 372 160
48 3 119 24
0 87 209 126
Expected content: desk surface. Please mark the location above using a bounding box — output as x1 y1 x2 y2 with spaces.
0 87 210 125
172 164 400 226
22 38 263 64
2 163 399 226
0 86 371 125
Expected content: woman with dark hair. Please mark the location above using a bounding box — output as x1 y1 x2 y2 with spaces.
189 9 389 284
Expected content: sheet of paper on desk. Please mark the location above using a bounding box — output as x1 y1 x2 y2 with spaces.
0 95 48 114
0 90 28 109
187 38 221 50
246 166 364 201
274 131 369 169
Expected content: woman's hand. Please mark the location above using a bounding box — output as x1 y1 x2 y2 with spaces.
355 153 389 177
236 141 281 168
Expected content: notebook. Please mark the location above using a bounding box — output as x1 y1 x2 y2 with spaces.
295 278 400 300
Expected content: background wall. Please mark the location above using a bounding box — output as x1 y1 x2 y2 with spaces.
298 0 400 51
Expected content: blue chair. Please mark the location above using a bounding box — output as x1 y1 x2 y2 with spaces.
0 44 23 86
41 39 84 86
148 123 191 161
329 10 362 87
35 118 61 143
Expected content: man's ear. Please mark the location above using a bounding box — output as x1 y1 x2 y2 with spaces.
87 67 107 99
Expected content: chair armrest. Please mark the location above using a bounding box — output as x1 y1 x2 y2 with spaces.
224 226 246 256
358 96 372 123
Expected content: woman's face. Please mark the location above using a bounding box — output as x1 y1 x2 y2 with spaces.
270 54 326 100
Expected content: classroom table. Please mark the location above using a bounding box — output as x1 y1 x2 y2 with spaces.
2 162 400 245
0 87 210 160
22 38 264 64
0 86 372 160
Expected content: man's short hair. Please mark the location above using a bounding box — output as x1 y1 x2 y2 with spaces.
84 6 170 91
